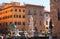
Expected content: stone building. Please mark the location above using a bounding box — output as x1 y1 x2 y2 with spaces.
50 0 60 37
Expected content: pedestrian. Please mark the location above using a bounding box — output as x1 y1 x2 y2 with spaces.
12 35 16 39
0 34 3 39
0 37 2 39
3 34 6 39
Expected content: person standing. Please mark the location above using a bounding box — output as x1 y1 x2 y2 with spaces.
0 34 3 39
3 34 6 39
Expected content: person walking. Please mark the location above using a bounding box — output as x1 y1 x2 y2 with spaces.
3 34 6 39
0 34 3 39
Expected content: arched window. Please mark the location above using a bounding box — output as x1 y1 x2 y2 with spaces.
15 9 17 12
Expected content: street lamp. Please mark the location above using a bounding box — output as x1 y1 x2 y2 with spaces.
49 19 53 39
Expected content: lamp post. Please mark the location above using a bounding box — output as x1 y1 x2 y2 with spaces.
49 19 53 39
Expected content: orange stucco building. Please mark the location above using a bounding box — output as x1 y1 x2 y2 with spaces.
0 2 26 32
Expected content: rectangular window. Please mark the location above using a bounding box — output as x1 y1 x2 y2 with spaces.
34 10 36 15
34 7 36 15
5 16 7 19
23 15 25 18
14 15 16 18
13 22 21 25
39 11 42 16
23 10 25 12
46 14 48 17
58 13 60 20
10 9 13 12
10 22 12 24
46 21 48 25
3 16 6 19
6 11 7 13
40 30 42 33
0 23 2 26
5 22 8 26
8 16 10 18
23 22 25 25
28 10 31 15
14 15 18 18
18 22 21 25
58 8 60 20
54 0 58 2
10 15 12 18
3 22 8 26
16 15 18 18
15 22 17 25
19 15 21 18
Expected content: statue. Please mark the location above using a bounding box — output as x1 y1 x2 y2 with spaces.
49 19 53 39
28 15 34 37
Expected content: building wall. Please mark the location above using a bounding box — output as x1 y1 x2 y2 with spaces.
44 12 50 33
25 4 45 33
50 0 60 36
0 4 26 32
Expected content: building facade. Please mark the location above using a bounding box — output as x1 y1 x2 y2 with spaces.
50 0 60 37
0 2 26 33
44 11 50 33
0 2 48 36
25 4 45 36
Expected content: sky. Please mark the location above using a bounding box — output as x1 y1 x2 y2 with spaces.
0 0 50 11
